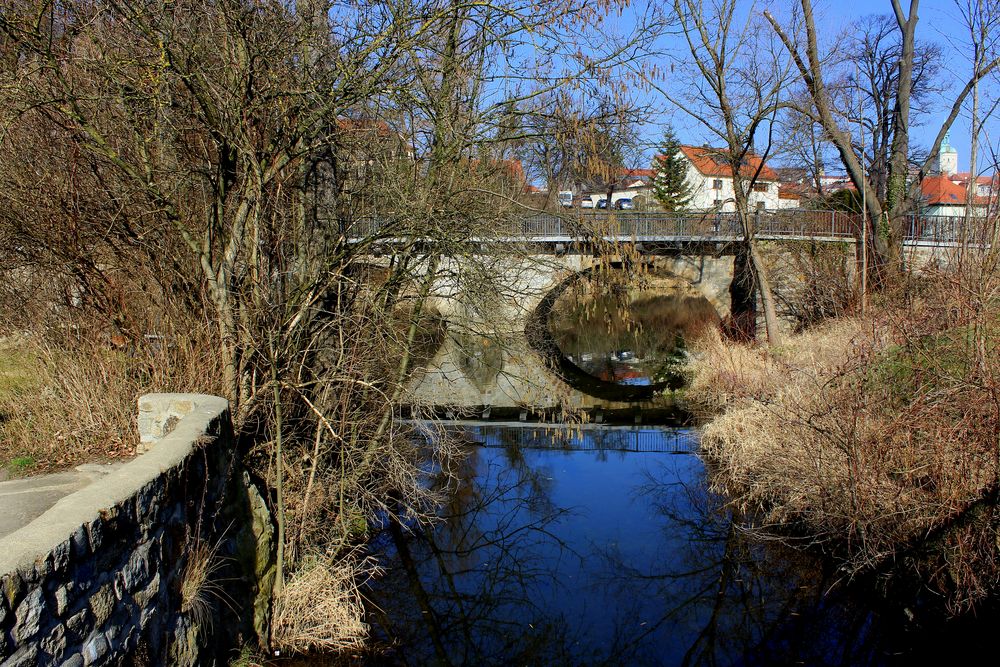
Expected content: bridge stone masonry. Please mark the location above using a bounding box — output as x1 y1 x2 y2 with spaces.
366 209 980 416
398 251 733 416
359 208 971 329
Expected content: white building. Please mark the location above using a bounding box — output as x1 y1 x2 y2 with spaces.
920 174 990 217
777 186 802 210
934 132 959 177
920 138 997 217
677 145 781 212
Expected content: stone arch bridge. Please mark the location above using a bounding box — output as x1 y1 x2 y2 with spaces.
356 210 970 414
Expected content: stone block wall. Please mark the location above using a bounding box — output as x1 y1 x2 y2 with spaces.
0 394 273 667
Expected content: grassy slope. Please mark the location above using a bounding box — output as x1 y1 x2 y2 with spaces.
686 307 1000 611
0 340 45 474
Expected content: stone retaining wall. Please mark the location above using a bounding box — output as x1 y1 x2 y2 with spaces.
0 394 273 667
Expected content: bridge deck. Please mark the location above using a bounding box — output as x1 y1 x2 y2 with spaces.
345 211 992 248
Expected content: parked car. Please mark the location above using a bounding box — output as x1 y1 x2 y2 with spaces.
597 199 608 209
614 198 635 210
580 198 594 209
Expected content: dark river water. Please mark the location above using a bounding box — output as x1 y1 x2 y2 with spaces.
312 289 1000 666
357 424 997 666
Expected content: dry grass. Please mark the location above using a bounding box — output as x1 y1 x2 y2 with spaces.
0 328 224 475
685 317 876 413
270 554 375 654
181 537 231 631
687 261 1000 610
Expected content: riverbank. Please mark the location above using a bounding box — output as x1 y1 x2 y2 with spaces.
686 268 1000 612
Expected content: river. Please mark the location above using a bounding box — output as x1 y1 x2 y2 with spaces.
348 286 997 665
358 423 1000 666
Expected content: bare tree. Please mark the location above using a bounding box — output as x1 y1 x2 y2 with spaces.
836 14 946 204
645 0 792 344
954 0 1000 223
766 0 1000 278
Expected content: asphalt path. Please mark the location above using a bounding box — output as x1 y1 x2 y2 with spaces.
0 463 121 539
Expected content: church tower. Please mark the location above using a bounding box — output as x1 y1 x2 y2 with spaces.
936 131 958 176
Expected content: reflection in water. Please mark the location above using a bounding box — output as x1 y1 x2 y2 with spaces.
549 282 720 387
404 421 697 454
361 425 999 666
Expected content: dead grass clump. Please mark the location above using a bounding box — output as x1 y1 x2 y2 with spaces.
181 537 231 631
270 554 375 654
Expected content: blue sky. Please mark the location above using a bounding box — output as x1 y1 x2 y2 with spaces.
614 0 999 174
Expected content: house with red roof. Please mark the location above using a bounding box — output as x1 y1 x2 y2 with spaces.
675 145 782 212
919 174 992 217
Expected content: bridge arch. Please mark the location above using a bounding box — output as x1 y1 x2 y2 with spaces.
524 259 727 401
515 253 733 322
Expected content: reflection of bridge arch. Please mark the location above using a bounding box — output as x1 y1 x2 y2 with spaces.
526 264 722 402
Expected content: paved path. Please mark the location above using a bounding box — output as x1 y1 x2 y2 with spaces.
0 463 122 539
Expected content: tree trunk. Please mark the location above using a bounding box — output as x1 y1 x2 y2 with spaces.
886 0 919 269
749 242 781 345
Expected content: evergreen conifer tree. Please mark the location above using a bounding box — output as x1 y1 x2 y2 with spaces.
652 128 691 211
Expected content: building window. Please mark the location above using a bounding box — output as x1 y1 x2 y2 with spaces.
756 201 766 212
712 179 723 190
753 183 768 192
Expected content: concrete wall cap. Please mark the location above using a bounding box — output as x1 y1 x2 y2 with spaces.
0 394 229 575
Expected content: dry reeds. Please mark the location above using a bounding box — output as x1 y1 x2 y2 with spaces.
270 554 375 654
685 317 871 413
687 256 1000 611
0 327 224 473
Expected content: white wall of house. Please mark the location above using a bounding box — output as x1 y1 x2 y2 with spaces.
680 153 781 212
922 203 988 218
777 196 801 210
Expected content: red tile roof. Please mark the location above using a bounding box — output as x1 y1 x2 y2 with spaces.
467 158 525 182
951 172 997 186
778 185 802 200
619 168 656 178
678 145 779 181
921 174 990 206
336 118 394 137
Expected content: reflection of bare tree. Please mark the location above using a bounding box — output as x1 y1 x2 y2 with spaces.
363 432 980 666
365 441 588 665
592 464 918 666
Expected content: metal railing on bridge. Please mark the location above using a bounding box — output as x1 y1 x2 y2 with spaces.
341 210 996 247
903 214 998 245
511 209 857 241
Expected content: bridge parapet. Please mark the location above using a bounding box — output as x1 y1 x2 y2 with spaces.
341 210 993 247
